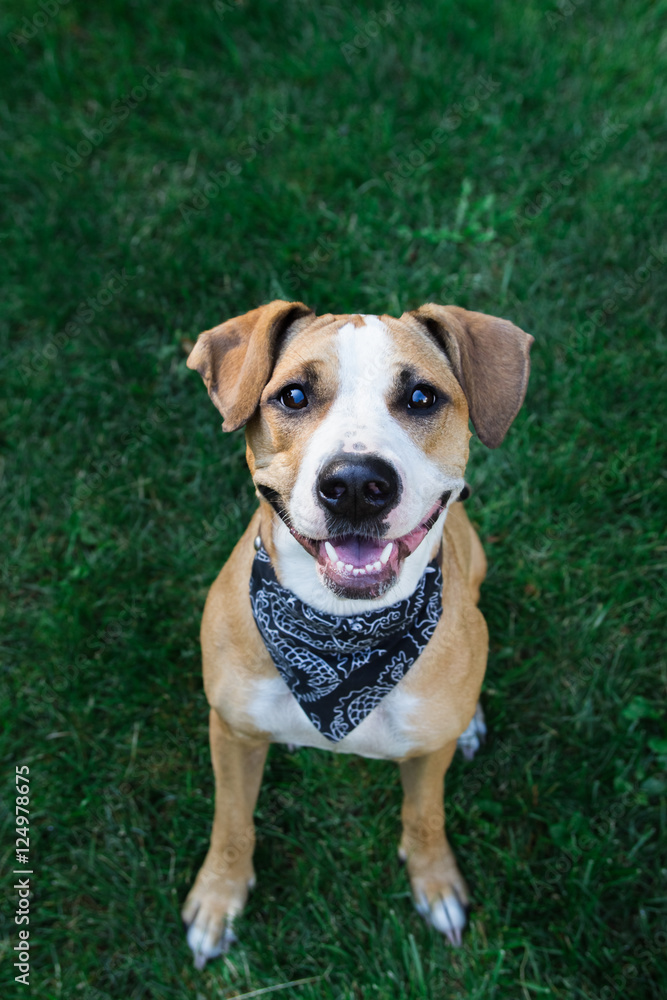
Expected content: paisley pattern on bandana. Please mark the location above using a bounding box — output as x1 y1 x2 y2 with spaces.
249 546 443 742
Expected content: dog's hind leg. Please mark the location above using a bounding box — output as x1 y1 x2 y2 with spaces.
398 740 469 946
182 708 269 968
456 701 487 761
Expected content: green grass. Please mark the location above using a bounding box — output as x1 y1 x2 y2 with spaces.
1 0 666 996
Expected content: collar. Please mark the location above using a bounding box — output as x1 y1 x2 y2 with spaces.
249 543 443 742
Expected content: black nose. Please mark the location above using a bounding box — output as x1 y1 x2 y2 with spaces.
316 456 400 524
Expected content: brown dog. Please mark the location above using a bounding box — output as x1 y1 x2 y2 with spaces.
182 301 532 967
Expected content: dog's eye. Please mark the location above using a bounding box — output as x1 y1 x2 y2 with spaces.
408 385 436 409
279 384 308 410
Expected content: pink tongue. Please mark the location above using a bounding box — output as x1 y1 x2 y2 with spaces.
329 535 386 567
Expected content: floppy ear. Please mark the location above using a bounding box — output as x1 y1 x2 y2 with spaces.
407 303 534 448
187 299 314 431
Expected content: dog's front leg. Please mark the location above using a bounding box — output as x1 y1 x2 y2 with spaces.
398 740 469 946
182 707 269 968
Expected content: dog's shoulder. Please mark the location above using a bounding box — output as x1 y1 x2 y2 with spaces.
442 501 487 605
200 510 274 689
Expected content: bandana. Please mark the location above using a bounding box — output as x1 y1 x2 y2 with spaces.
249 545 443 743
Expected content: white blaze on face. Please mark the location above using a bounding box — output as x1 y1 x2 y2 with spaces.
288 315 458 540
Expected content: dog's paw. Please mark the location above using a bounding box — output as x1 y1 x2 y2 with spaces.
456 701 487 761
414 885 468 947
185 908 237 970
182 866 254 969
410 864 469 946
400 841 470 946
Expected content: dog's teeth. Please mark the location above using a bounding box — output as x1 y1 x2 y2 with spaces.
353 567 367 576
372 561 382 571
380 543 393 564
336 560 345 570
365 563 375 572
345 563 353 571
325 541 338 563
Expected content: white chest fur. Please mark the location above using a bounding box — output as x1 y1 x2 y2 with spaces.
246 673 423 760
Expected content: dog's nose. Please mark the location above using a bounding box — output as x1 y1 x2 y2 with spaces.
316 456 399 523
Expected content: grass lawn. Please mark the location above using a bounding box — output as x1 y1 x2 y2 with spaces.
1 0 666 997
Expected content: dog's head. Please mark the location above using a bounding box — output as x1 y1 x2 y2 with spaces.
188 300 533 600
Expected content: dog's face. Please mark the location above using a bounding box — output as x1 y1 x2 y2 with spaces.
188 301 533 600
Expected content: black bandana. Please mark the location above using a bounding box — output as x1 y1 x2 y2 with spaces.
249 546 443 743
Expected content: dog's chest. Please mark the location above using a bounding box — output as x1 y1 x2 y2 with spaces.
246 674 424 759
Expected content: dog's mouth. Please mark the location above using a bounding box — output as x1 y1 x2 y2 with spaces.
289 492 451 599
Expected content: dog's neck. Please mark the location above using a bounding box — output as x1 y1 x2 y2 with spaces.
263 509 448 616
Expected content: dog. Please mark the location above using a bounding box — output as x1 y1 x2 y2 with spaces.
182 300 533 967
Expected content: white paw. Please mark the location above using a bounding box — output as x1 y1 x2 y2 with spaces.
182 866 253 970
414 888 467 947
185 906 238 970
456 701 487 762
